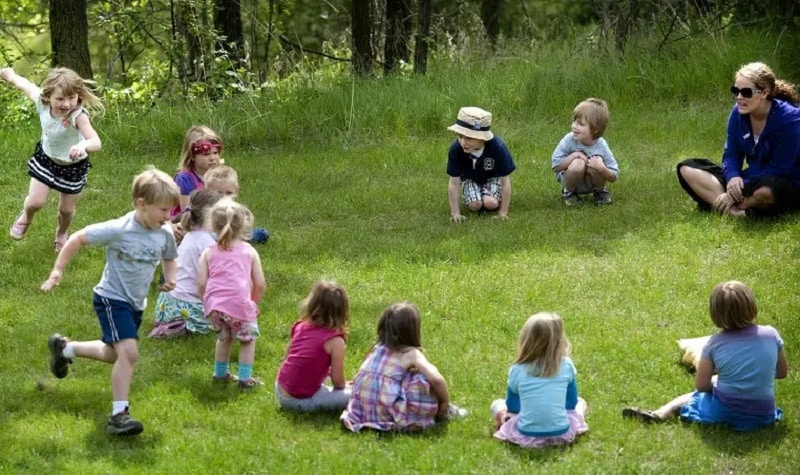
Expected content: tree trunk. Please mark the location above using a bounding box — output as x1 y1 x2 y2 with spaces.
214 0 245 69
384 0 411 75
480 0 502 45
174 0 206 82
49 0 93 79
351 0 373 76
413 0 432 75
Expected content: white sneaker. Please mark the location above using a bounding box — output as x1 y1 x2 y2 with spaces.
447 404 468 420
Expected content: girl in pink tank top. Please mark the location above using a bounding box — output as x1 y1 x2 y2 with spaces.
276 280 351 412
198 198 266 389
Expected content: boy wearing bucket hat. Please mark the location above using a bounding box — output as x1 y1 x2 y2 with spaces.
446 107 516 221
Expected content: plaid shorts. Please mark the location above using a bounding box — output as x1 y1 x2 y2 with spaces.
461 177 501 204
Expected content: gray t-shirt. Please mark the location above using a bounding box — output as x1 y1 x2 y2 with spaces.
551 132 619 181
86 211 178 310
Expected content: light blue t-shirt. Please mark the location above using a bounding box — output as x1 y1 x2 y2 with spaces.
551 132 619 182
86 211 178 311
505 357 579 436
703 324 784 415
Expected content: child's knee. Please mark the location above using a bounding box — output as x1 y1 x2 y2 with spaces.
482 196 499 210
114 340 139 364
466 201 483 212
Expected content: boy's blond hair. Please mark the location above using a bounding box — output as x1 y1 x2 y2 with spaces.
178 125 221 172
515 312 571 378
572 98 609 139
132 167 181 206
41 67 104 111
204 165 239 191
709 281 757 330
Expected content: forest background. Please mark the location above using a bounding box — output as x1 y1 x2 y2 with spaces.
2 1 800 473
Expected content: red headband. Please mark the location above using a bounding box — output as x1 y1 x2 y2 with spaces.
191 139 222 155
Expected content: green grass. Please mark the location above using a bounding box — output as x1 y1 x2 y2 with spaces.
2 28 800 473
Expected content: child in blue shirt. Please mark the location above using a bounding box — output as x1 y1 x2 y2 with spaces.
41 167 180 437
551 98 619 205
446 107 516 221
491 312 589 448
623 281 788 431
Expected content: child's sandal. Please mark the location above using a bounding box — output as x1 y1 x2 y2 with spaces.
238 377 264 389
622 407 661 423
54 232 68 253
212 373 238 383
9 213 29 240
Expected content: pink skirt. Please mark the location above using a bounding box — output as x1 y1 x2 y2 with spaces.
494 398 589 448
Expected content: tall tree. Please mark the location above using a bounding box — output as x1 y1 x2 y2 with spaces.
214 0 245 68
351 0 373 76
49 0 93 78
480 0 502 45
384 0 411 75
413 0 432 75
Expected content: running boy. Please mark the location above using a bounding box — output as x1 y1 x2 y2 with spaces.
551 98 619 205
446 107 516 221
41 167 180 436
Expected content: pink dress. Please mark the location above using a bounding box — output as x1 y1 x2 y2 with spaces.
341 344 439 432
202 242 258 322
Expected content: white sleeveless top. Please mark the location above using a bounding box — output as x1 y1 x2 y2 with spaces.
35 92 87 164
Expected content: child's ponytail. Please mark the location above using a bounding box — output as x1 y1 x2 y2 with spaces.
207 198 252 250
180 188 222 232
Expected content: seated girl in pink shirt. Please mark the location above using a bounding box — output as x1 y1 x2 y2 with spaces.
275 280 351 411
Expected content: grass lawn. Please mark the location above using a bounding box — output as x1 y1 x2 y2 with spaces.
1 41 800 473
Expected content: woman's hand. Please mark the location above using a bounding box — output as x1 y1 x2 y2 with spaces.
726 177 744 202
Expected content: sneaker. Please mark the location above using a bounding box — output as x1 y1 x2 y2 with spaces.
447 404 469 420
593 189 613 205
48 333 72 379
238 377 264 389
621 407 661 423
562 190 579 206
212 373 238 383
107 409 144 436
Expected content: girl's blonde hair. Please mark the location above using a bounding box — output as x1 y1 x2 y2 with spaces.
572 98 609 139
709 281 758 330
40 67 103 111
204 165 239 193
376 302 422 350
178 125 222 172
736 62 799 105
515 312 571 378
299 280 350 331
131 166 180 206
205 197 252 250
179 188 222 232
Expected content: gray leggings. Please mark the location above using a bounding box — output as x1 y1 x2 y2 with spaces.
275 382 351 412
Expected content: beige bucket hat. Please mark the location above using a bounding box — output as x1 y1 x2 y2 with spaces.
447 106 494 141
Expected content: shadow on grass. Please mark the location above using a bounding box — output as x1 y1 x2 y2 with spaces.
497 435 587 462
695 422 788 455
83 426 162 469
276 408 452 438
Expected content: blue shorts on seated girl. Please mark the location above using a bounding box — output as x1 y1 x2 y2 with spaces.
679 390 783 432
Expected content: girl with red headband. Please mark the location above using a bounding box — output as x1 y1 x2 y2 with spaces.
172 125 223 218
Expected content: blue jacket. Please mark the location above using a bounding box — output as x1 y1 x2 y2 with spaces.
722 99 800 186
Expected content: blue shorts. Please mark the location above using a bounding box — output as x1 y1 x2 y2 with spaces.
679 390 782 432
93 293 143 344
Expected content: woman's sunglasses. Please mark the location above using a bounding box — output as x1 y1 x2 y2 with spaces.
730 86 762 99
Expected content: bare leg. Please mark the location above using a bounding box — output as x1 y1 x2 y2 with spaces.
586 168 607 190
679 167 725 206
740 186 775 212
109 339 139 401
482 196 499 211
72 340 118 362
19 178 51 225
215 336 233 364
563 160 587 191
651 392 693 420
56 192 80 238
238 340 255 365
466 201 482 212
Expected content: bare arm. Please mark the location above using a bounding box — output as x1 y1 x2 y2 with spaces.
160 259 177 292
324 336 347 389
70 113 102 159
694 357 715 392
587 155 617 182
498 175 511 217
196 249 210 297
0 67 40 101
776 348 788 379
41 230 90 292
250 248 266 303
447 176 464 221
403 349 450 415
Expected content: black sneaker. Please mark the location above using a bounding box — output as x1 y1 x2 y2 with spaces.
48 333 72 379
593 189 613 205
562 190 579 206
108 409 144 436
